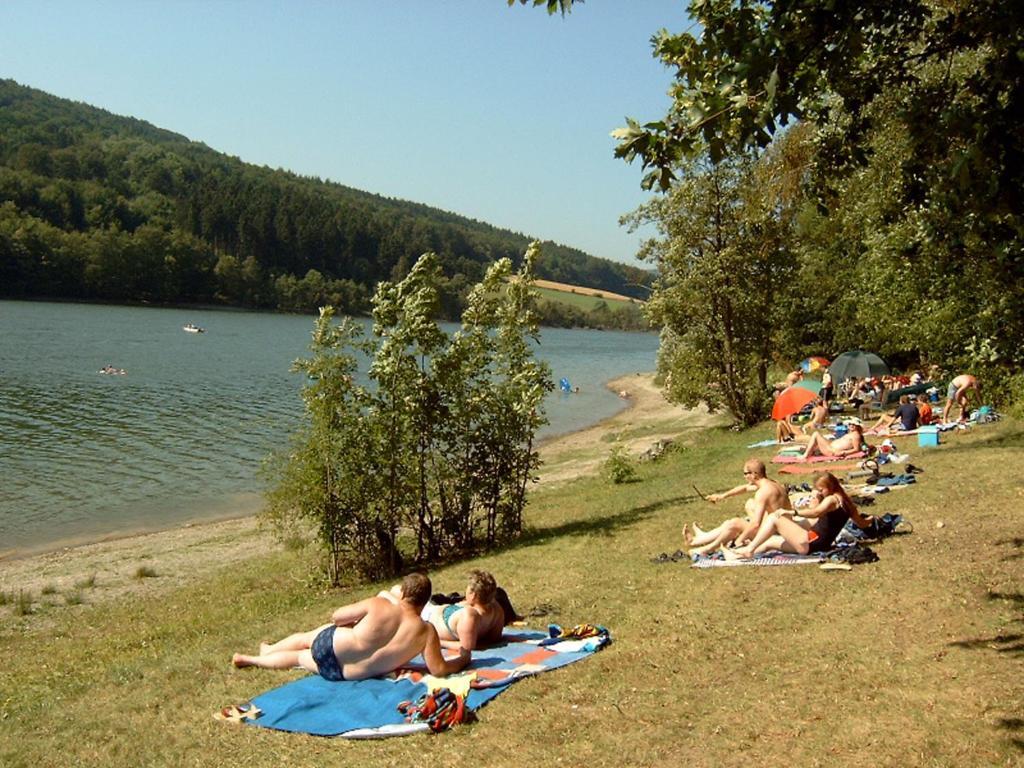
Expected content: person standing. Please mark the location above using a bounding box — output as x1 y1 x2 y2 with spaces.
819 369 834 410
942 374 981 423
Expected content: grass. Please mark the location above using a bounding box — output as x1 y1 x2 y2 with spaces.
40 583 57 595
133 566 158 579
534 286 638 314
75 574 97 589
11 590 33 616
1 419 1023 766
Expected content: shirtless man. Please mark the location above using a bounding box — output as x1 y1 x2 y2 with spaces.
683 459 792 555
802 399 829 434
942 374 981 423
231 573 469 681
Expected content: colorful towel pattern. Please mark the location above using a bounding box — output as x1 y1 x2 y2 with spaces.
245 629 609 738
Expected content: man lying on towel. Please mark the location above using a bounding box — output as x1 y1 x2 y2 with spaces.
232 573 470 681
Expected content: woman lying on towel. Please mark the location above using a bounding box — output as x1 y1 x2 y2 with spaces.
800 423 868 460
725 472 874 559
382 570 512 652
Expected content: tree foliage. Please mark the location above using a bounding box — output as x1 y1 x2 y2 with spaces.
0 79 652 320
602 1 1024 405
264 244 551 584
626 130 805 425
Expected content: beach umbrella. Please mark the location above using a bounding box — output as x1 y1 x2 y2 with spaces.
772 378 821 421
828 350 889 383
799 356 831 374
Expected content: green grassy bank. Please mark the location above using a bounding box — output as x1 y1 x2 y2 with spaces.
2 419 1022 767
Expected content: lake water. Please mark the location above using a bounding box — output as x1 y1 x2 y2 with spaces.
0 300 658 557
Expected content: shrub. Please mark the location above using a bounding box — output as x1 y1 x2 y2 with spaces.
604 447 638 484
74 574 97 589
13 590 33 616
264 245 551 585
133 566 157 579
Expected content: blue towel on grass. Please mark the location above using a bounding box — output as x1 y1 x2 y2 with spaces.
246 629 608 738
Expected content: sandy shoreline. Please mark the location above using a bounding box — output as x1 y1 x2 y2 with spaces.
0 373 715 613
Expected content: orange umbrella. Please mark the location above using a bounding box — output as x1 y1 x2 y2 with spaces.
772 379 820 421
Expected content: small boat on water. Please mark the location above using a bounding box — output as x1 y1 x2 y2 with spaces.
183 323 205 334
99 365 127 375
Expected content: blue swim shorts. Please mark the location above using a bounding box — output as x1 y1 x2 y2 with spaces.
311 625 345 681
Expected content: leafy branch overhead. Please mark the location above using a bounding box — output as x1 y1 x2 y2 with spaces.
609 0 1024 201
508 0 578 16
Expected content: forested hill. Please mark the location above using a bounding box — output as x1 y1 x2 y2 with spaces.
0 79 652 321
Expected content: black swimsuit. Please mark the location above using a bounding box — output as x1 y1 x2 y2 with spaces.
808 496 851 553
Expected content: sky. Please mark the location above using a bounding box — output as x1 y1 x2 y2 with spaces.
1 1 689 266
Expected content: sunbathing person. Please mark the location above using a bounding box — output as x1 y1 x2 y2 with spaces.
775 418 802 443
801 423 868 460
727 472 874 558
425 570 507 651
917 394 934 425
801 399 829 434
231 573 469 681
866 395 919 434
381 570 516 651
684 459 792 555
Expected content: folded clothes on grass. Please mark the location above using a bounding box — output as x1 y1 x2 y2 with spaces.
240 629 609 738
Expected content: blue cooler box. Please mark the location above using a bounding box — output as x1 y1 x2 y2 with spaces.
918 426 940 447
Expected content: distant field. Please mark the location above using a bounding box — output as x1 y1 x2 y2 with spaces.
532 279 641 304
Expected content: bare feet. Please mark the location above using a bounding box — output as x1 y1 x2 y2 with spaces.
232 653 251 668
692 523 707 537
682 523 694 546
723 547 753 561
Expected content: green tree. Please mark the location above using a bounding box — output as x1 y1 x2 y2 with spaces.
625 135 801 425
607 1 1024 381
263 308 378 584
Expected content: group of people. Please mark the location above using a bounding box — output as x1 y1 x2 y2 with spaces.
232 570 517 682
705 371 984 560
684 459 873 559
778 373 981 444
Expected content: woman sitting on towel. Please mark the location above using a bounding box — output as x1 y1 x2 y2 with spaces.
800 423 868 460
382 569 509 651
727 472 873 559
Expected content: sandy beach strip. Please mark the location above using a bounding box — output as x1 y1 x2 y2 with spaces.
0 373 714 611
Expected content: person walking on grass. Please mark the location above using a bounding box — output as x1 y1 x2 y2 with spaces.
684 459 792 555
231 573 469 681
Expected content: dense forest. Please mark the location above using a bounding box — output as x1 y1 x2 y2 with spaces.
0 79 652 325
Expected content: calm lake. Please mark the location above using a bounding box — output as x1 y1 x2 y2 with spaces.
0 300 658 557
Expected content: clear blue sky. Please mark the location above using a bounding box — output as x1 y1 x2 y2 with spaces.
1 1 688 266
